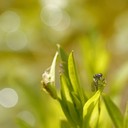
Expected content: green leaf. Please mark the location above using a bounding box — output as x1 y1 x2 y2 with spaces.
57 44 68 77
57 44 68 63
123 103 128 128
60 75 72 102
60 75 80 126
70 92 81 110
83 91 101 128
68 52 79 93
60 120 71 128
89 102 100 128
59 99 74 126
68 52 86 105
103 95 123 128
70 92 83 125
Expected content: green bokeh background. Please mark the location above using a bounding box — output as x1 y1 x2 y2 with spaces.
0 0 128 128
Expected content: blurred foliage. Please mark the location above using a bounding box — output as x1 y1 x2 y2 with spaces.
0 0 128 128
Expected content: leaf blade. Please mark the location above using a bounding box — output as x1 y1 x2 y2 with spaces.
83 91 101 128
60 75 80 126
124 103 128 128
103 95 123 128
68 52 87 105
57 44 69 77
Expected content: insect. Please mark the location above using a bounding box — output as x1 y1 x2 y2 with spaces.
91 73 105 92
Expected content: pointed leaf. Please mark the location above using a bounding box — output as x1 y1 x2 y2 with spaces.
83 91 101 128
68 52 79 93
60 75 80 126
57 44 68 76
103 95 123 128
68 52 86 105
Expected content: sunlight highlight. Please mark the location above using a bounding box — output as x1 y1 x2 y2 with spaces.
0 10 20 32
0 88 18 108
40 4 70 31
41 5 63 27
18 111 36 126
6 30 28 51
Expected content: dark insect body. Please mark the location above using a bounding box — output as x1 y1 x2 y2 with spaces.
91 73 104 92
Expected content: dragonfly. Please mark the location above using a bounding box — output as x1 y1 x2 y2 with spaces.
91 73 105 92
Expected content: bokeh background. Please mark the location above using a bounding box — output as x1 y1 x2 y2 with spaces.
0 0 128 128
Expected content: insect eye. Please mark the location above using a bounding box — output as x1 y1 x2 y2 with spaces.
93 73 103 79
97 73 102 77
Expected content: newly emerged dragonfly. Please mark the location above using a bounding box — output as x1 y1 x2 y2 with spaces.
91 73 105 92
